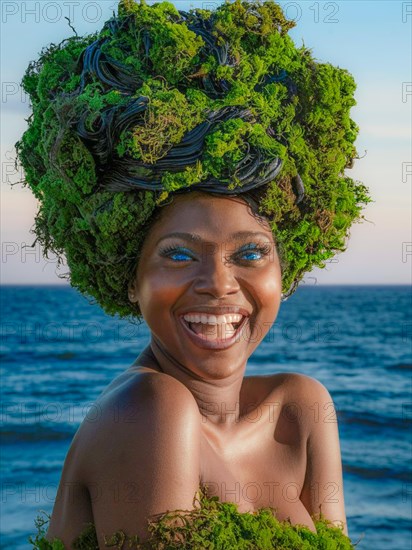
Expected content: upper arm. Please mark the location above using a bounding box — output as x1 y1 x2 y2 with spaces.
82 373 202 546
45 429 94 545
298 376 348 536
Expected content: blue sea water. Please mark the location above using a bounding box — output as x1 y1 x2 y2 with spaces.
0 284 411 549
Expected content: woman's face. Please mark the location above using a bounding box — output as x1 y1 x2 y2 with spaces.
129 192 282 378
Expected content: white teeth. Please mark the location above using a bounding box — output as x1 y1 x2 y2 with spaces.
182 313 244 325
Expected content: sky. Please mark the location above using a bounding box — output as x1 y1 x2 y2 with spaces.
1 0 411 285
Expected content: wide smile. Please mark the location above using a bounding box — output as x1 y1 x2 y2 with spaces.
178 314 249 350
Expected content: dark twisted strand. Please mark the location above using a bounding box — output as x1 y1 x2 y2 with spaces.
76 37 142 95
75 96 149 169
98 106 268 191
179 8 298 100
76 103 246 186
71 13 144 96
191 156 283 195
179 9 233 98
103 11 136 35
154 106 255 166
291 174 305 205
255 68 298 100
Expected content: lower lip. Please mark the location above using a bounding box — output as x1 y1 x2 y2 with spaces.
178 316 249 350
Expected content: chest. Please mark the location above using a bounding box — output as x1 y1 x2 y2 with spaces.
199 410 307 515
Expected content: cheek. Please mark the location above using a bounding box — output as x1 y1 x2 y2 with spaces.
137 267 184 319
255 262 282 301
250 264 282 323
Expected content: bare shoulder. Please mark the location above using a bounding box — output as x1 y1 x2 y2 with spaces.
278 372 332 399
47 371 201 544
71 371 202 544
243 372 333 425
244 371 331 404
284 373 335 419
265 372 336 433
76 370 200 476
269 372 332 401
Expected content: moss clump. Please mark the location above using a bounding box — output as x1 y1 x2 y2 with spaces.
116 85 206 163
29 484 357 549
15 0 372 320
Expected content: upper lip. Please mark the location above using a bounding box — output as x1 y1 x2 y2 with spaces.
178 305 251 318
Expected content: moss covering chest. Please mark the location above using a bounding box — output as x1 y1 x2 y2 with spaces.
30 485 356 549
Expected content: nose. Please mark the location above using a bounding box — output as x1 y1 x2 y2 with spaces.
192 246 240 298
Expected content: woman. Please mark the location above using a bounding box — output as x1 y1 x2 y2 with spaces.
44 191 349 547
16 0 371 546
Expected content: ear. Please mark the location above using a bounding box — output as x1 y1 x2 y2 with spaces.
128 278 139 304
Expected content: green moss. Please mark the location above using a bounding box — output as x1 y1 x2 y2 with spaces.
29 485 357 549
203 118 250 179
15 0 372 321
116 85 208 163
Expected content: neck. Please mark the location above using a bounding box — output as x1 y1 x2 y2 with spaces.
146 337 248 429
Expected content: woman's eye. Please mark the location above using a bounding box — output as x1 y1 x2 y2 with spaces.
239 251 262 261
235 243 272 262
160 246 194 262
169 252 192 262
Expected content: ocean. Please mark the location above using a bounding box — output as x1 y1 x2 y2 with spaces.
1 285 411 549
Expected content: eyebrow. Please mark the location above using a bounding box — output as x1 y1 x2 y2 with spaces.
156 231 273 246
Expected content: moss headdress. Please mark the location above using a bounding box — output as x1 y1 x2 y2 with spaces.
15 0 371 320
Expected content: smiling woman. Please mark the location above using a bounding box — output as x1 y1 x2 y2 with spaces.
16 0 371 547
129 193 282 358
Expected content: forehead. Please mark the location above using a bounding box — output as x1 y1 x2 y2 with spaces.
147 193 272 242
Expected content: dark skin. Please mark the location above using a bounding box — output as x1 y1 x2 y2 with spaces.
46 192 348 547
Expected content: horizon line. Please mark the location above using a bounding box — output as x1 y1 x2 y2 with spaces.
1 283 410 287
